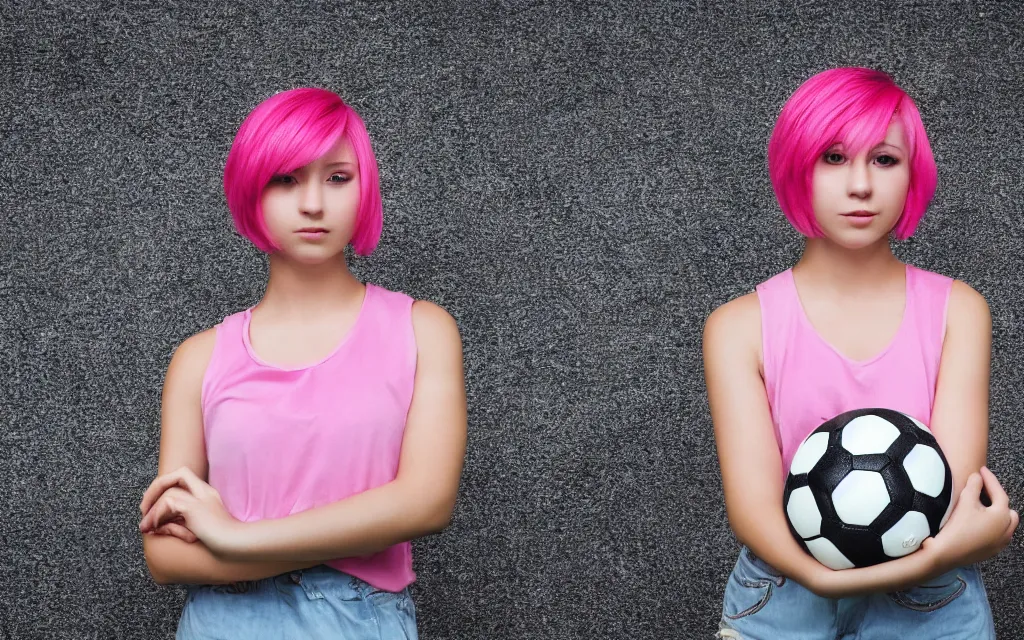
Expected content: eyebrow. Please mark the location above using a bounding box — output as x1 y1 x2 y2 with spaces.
872 142 905 153
825 141 906 153
325 161 357 168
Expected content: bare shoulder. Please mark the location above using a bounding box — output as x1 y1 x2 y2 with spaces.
166 327 218 382
174 326 218 364
703 291 762 353
947 280 991 333
411 300 462 351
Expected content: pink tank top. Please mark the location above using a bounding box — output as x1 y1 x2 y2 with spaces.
200 283 417 591
757 264 953 480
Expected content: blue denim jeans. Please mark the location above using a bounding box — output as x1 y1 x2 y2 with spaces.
717 547 995 639
176 566 417 639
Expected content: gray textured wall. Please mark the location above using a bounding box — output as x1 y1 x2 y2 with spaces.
2 1 1022 638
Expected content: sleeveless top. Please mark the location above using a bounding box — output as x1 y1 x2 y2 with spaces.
200 283 418 591
757 264 953 479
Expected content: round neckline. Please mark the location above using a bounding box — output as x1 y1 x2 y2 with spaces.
241 284 374 372
788 264 912 367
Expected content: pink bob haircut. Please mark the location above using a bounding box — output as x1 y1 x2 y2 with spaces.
223 87 383 255
767 67 937 240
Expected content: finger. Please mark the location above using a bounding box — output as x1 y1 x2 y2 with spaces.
140 476 167 515
959 472 983 503
1005 509 1019 540
140 467 205 515
155 523 198 543
140 493 185 532
979 467 1010 509
144 501 175 532
140 471 185 515
140 491 171 531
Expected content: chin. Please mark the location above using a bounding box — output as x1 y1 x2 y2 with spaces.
279 246 347 265
820 229 892 251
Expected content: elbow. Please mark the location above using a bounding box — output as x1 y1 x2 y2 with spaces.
731 524 753 549
422 505 455 535
415 496 456 536
396 477 459 538
142 537 176 586
144 554 173 586
724 509 750 547
149 569 174 586
429 510 454 534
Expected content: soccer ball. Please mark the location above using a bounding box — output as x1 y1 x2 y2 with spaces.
783 408 953 570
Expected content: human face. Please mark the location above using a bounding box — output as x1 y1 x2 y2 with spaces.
811 120 910 250
260 136 360 264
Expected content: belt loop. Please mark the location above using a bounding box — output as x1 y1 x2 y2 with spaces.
348 573 370 600
289 570 325 601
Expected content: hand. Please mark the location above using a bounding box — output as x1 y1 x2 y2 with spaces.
923 467 1018 571
139 467 243 555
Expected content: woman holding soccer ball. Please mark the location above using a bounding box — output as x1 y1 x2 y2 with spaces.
702 68 1017 639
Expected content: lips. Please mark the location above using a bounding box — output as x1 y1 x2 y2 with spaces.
296 227 329 233
841 211 877 218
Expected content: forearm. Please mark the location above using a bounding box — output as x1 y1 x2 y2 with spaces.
817 543 946 598
228 480 452 563
733 511 944 598
732 510 830 592
142 533 317 586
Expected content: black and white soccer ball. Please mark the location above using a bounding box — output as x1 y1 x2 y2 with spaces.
783 408 953 570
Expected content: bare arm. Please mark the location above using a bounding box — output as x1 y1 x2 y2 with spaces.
144 536 318 586
704 293 839 594
927 281 991 506
140 329 319 585
916 282 1018 569
141 300 468 564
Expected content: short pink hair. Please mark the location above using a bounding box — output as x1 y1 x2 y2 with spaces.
223 88 382 255
767 68 937 240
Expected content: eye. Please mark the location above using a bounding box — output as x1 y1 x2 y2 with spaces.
823 151 845 165
270 174 295 185
328 173 351 183
874 154 899 167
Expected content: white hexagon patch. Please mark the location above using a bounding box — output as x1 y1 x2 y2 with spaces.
881 511 930 558
841 415 901 455
786 486 822 539
903 444 946 498
832 470 890 526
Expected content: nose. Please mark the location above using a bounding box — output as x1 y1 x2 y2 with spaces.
847 158 872 200
299 179 323 216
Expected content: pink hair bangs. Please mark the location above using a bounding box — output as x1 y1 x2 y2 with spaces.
768 68 937 240
223 87 383 255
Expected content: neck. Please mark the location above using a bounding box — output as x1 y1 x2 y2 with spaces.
794 236 904 293
258 253 363 317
